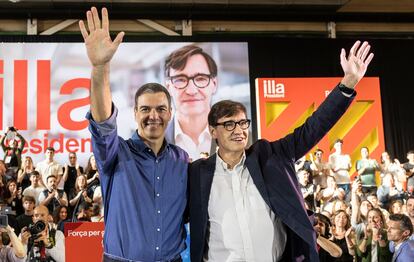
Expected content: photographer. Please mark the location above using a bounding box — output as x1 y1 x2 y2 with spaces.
0 225 26 261
20 205 65 262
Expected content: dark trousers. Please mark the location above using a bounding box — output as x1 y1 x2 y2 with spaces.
102 254 182 262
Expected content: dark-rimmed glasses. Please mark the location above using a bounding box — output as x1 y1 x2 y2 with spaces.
215 119 251 131
168 74 213 89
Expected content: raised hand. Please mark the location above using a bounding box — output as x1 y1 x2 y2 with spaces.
79 7 124 67
340 41 374 88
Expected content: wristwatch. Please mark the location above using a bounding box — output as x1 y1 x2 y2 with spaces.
338 83 355 95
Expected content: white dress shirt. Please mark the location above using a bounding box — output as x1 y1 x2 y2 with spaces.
205 154 286 262
174 116 212 161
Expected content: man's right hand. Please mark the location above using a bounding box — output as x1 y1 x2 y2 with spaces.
79 7 124 67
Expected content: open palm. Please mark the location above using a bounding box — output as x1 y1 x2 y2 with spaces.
79 7 124 67
340 41 374 88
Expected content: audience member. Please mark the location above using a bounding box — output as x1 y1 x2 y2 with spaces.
35 147 63 189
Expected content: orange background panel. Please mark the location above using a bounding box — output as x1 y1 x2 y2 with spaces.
255 77 384 179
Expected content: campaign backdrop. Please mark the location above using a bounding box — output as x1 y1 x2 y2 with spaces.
0 42 250 166
255 77 384 180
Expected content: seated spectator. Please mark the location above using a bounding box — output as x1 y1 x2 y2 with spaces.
16 156 35 192
3 179 23 216
0 225 26 261
377 173 405 210
407 196 414 230
16 196 36 236
22 171 45 205
53 205 70 232
387 214 414 261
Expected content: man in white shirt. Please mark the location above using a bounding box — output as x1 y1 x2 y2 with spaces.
22 171 45 205
35 147 64 189
165 45 217 161
329 139 352 194
188 40 374 261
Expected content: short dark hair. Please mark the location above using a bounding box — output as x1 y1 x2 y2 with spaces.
389 214 413 235
314 149 324 155
134 83 171 110
78 201 92 212
46 175 57 182
334 138 343 144
208 100 247 126
46 147 55 153
22 195 36 204
164 45 217 78
407 150 414 155
30 171 40 177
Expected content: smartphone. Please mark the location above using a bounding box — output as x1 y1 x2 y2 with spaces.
0 214 8 228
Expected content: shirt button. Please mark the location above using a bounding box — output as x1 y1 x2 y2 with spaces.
156 247 159 250
157 210 161 214
156 159 159 163
156 176 160 180
157 228 160 232
156 193 160 197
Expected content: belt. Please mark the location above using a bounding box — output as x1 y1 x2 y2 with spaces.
103 253 182 262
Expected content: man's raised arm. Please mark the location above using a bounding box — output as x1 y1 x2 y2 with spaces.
79 7 124 122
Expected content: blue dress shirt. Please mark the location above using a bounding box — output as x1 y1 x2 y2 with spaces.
86 105 188 262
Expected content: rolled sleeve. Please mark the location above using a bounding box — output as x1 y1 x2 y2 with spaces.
86 103 118 137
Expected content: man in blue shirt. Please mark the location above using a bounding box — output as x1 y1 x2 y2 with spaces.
80 7 188 262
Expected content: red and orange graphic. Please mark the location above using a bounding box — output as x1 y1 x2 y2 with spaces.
255 77 384 180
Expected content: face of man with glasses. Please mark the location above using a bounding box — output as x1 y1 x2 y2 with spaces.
210 111 251 156
166 54 217 117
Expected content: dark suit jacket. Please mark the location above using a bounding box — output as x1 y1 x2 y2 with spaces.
188 85 355 262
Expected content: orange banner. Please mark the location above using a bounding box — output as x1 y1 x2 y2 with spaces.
255 77 384 179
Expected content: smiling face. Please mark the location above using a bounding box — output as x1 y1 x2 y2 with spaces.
134 92 172 142
167 54 217 117
210 111 249 157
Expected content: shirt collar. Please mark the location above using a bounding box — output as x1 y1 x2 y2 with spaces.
174 116 210 143
131 131 170 154
216 152 246 172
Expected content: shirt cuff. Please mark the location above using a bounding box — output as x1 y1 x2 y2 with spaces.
86 103 118 137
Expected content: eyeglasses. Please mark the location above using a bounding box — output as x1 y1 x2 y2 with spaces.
169 74 213 89
215 119 251 131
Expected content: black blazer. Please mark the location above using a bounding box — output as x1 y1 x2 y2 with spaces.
188 85 355 262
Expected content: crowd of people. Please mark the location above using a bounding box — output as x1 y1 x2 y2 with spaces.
297 139 414 261
0 128 101 262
